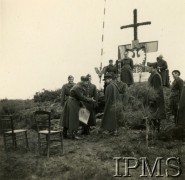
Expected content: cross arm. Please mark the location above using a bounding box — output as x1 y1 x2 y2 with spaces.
120 24 134 29
137 22 151 26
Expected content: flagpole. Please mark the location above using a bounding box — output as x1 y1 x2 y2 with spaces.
99 0 107 90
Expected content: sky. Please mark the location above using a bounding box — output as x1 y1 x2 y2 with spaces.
1 0 185 99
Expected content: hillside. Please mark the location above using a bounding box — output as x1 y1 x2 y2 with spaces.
0 83 185 179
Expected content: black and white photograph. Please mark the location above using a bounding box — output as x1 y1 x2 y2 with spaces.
0 0 185 179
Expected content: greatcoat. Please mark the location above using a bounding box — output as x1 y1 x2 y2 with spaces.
104 64 117 75
177 85 185 126
100 81 121 131
60 82 75 106
120 58 134 86
83 82 98 126
62 82 93 133
169 77 184 116
157 59 169 86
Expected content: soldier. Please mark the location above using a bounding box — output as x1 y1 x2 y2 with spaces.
103 59 117 93
169 70 183 124
114 75 128 106
177 84 185 128
100 73 121 136
156 55 169 87
81 74 98 135
60 75 75 138
147 62 166 132
61 75 75 107
104 59 117 75
120 51 134 86
62 76 95 140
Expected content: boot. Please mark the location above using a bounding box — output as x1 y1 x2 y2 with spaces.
82 125 90 135
72 131 84 140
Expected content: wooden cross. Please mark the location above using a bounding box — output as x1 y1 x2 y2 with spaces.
120 9 151 41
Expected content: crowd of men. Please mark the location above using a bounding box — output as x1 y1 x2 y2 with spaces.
60 53 185 140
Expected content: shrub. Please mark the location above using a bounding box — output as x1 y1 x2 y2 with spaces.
115 82 159 129
33 88 62 103
0 99 34 116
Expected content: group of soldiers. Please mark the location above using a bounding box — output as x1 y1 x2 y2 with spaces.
104 53 170 87
61 75 98 139
60 54 185 140
60 73 127 139
103 52 134 86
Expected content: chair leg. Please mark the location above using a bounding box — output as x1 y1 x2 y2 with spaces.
3 134 7 151
11 135 14 148
13 134 17 149
47 134 50 158
38 133 41 155
25 131 29 150
60 132 63 155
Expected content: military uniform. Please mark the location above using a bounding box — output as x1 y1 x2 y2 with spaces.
83 82 98 126
156 58 169 87
120 58 134 86
101 80 121 132
62 82 93 135
177 85 185 127
104 64 117 75
103 64 117 93
169 77 183 123
61 82 75 106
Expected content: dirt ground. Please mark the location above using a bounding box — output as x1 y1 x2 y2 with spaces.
0 121 185 180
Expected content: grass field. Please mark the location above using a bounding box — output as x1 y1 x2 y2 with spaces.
0 121 185 180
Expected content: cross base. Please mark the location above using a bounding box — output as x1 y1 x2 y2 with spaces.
132 40 140 49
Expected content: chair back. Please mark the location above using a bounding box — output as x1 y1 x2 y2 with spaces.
0 115 14 134
34 110 51 133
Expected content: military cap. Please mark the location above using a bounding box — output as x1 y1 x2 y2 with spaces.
68 75 74 79
109 59 113 63
103 73 113 80
81 76 89 82
172 70 181 76
86 74 91 78
108 72 116 79
158 54 163 58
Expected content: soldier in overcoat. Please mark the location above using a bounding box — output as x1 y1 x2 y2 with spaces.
120 52 134 86
61 75 75 107
156 55 169 87
177 84 185 128
81 74 98 134
169 70 183 124
100 73 121 136
60 75 75 138
62 76 95 139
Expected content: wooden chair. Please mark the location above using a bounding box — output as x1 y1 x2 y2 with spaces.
0 115 29 150
34 110 63 157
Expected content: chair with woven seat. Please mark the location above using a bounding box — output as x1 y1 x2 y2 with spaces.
34 110 63 157
0 115 29 150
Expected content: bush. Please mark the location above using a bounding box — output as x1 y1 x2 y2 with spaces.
115 82 159 129
0 99 34 116
33 88 62 103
